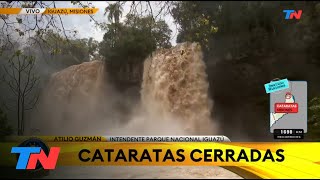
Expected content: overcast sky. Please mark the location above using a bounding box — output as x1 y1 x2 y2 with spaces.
55 1 179 45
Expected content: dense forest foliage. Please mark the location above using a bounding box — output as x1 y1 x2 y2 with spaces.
0 1 319 140
99 13 172 87
170 1 320 140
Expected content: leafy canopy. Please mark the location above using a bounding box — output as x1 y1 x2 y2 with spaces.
99 14 172 66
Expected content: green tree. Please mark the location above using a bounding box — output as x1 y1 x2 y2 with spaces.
2 52 39 135
172 1 219 50
0 1 81 56
104 2 124 46
87 37 102 61
28 30 98 71
105 2 123 24
100 14 172 60
171 1 320 140
171 1 319 58
100 14 172 85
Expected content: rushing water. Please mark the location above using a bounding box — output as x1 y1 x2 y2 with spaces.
26 42 241 179
141 42 217 135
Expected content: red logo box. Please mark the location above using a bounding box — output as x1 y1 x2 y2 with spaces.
274 103 298 113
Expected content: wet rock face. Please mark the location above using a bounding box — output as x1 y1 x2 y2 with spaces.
105 57 144 95
206 56 272 141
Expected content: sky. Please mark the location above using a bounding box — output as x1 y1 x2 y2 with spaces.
55 1 179 45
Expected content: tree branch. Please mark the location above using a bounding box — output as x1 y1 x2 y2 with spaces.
22 59 34 97
25 75 39 96
3 63 20 91
3 79 18 96
25 91 40 111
